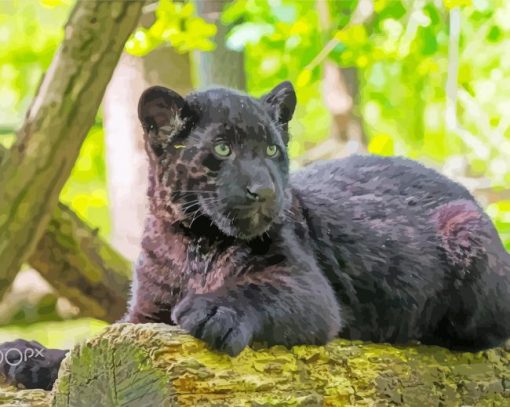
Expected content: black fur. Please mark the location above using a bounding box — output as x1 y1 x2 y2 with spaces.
0 339 67 390
2 82 509 390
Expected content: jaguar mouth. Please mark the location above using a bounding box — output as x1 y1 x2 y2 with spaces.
197 195 279 239
232 206 276 238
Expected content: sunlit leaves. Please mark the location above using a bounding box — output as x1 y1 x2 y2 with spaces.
487 200 510 251
444 0 473 9
333 24 372 67
0 0 69 127
368 134 395 156
60 125 111 237
39 0 68 7
125 0 216 57
334 24 367 44
417 26 439 55
221 0 323 88
296 68 312 88
373 0 406 20
486 25 502 42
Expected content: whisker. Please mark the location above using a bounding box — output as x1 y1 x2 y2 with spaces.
171 190 215 195
188 209 203 228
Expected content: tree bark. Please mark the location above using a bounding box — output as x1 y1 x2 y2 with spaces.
195 0 246 90
0 0 143 298
43 324 510 405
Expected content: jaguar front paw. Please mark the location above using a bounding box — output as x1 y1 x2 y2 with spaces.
172 294 255 356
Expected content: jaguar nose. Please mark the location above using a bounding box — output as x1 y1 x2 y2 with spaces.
246 185 276 203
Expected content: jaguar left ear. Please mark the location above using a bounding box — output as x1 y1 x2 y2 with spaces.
261 81 296 130
138 86 193 153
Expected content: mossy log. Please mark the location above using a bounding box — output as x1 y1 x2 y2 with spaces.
0 385 50 407
4 323 506 406
0 0 143 297
0 146 131 322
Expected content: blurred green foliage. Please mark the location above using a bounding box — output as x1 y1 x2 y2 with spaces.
0 318 108 348
0 0 67 128
0 0 509 249
126 0 217 56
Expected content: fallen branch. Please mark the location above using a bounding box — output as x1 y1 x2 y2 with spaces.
0 145 131 322
28 324 510 405
28 204 131 322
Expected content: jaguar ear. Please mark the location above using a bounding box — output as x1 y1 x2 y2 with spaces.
138 86 193 153
261 81 296 130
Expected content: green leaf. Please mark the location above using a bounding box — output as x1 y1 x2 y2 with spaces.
444 0 472 9
296 69 312 88
418 27 439 56
368 134 395 156
375 0 406 20
487 25 502 42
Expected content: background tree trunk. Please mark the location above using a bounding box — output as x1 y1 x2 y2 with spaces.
322 64 367 148
41 324 510 405
195 0 246 90
297 0 369 166
0 0 143 298
318 0 371 153
103 46 192 261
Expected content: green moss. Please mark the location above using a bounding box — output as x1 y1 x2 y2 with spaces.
45 324 510 406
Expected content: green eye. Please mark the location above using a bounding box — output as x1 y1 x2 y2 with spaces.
266 144 279 157
214 143 231 157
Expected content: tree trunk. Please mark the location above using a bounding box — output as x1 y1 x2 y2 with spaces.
0 0 143 298
296 0 367 166
195 0 246 90
40 324 510 405
0 145 131 322
103 48 192 261
322 64 366 148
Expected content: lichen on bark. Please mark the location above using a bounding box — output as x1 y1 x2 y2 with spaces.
0 384 50 407
45 324 510 406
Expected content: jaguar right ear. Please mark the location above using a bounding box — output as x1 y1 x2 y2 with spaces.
260 81 296 144
138 86 194 153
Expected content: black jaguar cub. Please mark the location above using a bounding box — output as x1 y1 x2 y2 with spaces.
2 81 510 390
